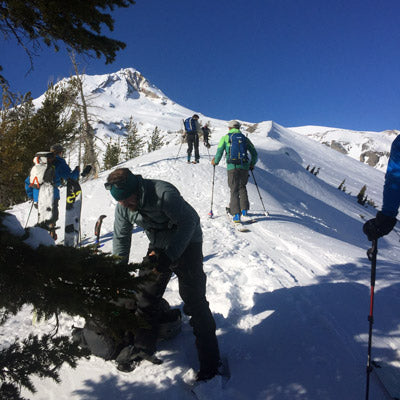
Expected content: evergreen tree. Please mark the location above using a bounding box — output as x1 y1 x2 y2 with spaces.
30 82 79 149
103 138 121 170
338 179 346 192
124 117 143 160
0 0 136 83
0 211 152 397
357 184 367 205
147 126 163 152
0 88 35 208
0 83 78 208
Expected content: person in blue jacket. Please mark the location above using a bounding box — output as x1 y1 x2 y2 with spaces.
50 143 80 224
363 135 400 240
25 144 79 235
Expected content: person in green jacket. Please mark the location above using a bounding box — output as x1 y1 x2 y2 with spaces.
211 120 258 223
105 168 220 381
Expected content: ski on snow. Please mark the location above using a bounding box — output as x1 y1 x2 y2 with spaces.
225 207 256 232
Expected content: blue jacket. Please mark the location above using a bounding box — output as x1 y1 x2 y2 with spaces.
382 135 400 217
53 156 79 199
25 155 79 201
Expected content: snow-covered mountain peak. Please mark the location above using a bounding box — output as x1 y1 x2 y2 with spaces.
82 67 168 102
32 66 398 174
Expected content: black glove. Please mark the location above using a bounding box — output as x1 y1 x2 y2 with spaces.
142 250 172 273
154 251 172 273
363 211 397 241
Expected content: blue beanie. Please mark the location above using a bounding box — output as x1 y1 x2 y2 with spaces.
109 173 139 201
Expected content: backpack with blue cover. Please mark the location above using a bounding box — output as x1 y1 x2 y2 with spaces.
184 117 196 133
227 131 249 165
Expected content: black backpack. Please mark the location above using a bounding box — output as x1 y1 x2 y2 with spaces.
71 299 181 368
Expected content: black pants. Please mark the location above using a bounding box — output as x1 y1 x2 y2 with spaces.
135 242 220 372
187 133 200 161
227 168 250 215
52 198 60 224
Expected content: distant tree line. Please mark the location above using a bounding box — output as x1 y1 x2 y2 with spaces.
103 122 163 170
337 179 377 208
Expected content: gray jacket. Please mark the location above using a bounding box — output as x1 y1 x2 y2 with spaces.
113 176 202 263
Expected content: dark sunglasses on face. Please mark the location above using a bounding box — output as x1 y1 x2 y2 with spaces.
104 179 126 190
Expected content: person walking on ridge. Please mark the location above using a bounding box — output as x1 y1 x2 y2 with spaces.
211 120 258 223
184 114 201 163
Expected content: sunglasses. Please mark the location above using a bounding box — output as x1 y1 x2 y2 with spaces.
104 179 126 190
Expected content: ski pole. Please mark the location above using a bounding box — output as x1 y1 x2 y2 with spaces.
25 201 34 228
94 215 107 249
250 169 269 217
174 137 184 164
365 239 378 400
208 165 215 218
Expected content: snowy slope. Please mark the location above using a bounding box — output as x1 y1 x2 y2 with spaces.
5 121 400 400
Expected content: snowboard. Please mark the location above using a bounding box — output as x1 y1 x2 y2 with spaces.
37 182 55 225
64 178 82 247
64 165 92 247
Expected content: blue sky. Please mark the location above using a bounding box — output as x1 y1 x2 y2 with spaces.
1 0 400 131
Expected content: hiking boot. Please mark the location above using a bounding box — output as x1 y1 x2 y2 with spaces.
195 369 219 382
116 361 139 372
232 213 241 223
241 210 252 222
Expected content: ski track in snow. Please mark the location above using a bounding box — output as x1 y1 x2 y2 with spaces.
5 125 400 400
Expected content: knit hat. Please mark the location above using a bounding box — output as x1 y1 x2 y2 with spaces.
228 120 241 129
108 171 139 201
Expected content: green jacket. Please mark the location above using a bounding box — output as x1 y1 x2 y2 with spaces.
213 129 258 171
113 175 202 264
